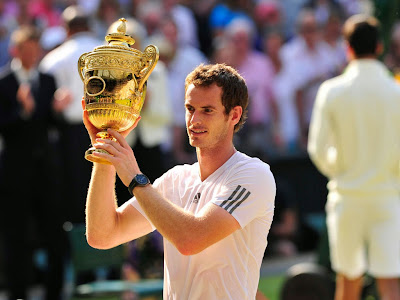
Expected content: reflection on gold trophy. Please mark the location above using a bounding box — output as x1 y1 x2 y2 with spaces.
78 18 159 164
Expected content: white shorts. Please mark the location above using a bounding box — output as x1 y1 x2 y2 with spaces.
326 193 400 279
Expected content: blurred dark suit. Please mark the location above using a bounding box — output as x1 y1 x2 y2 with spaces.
0 65 66 300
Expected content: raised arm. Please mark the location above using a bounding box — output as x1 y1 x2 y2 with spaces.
88 128 241 255
82 100 153 249
85 163 154 249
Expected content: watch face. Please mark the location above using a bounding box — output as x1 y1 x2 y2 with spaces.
136 174 149 185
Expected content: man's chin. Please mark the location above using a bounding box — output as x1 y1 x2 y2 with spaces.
189 138 201 148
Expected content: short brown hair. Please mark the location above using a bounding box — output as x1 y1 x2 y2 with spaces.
185 64 248 133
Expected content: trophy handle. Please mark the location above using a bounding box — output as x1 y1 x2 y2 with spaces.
137 45 159 91
78 53 88 82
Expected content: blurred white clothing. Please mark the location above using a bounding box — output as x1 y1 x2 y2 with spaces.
127 61 173 148
39 32 103 124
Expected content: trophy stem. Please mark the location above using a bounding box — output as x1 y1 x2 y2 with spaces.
97 131 114 140
84 130 116 164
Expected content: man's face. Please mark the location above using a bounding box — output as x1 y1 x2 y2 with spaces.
185 83 233 149
300 17 319 47
14 39 41 70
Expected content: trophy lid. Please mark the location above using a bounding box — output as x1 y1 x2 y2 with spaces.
104 18 135 48
78 17 159 91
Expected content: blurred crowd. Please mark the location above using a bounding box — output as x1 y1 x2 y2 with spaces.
0 0 399 299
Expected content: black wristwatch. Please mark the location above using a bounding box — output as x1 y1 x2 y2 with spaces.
128 174 150 196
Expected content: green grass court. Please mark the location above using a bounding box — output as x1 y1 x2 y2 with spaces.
258 275 286 300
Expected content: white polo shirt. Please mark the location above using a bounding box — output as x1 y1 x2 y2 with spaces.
130 151 276 299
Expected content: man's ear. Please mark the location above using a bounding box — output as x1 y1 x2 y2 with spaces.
345 42 355 61
231 106 242 126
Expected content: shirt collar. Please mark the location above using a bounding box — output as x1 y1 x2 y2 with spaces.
346 59 387 76
10 58 39 84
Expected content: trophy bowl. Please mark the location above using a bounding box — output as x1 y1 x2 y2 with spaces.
78 18 158 164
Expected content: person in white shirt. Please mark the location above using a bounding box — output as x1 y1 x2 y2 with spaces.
283 8 342 148
83 63 276 299
308 14 400 300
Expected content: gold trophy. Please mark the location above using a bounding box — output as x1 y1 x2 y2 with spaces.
78 18 159 164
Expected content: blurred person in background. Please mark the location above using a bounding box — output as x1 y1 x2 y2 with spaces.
304 0 343 25
0 24 66 300
308 14 400 300
214 18 277 161
155 16 207 166
0 0 20 68
336 0 374 17
39 5 103 224
12 0 36 27
39 25 67 55
92 0 121 41
262 28 300 155
185 0 217 57
0 0 46 67
384 22 400 82
321 8 347 73
208 0 255 39
282 8 342 149
135 0 163 38
253 0 284 51
278 0 308 40
162 0 200 49
134 0 200 50
76 0 100 16
27 0 62 29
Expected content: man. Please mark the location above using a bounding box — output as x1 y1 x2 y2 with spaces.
308 14 400 300
83 64 276 299
39 5 103 223
0 25 66 300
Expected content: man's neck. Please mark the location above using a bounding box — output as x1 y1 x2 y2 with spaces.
196 143 236 181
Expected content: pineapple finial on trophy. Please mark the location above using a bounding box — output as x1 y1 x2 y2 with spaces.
105 18 135 47
117 18 127 33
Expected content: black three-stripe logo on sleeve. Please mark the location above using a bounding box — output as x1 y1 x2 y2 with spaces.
219 185 251 214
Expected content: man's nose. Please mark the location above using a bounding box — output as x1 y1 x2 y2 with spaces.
190 111 202 124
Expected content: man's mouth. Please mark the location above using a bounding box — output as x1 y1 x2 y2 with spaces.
190 129 207 134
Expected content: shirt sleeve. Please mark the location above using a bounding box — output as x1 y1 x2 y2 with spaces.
307 80 337 178
211 162 276 228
